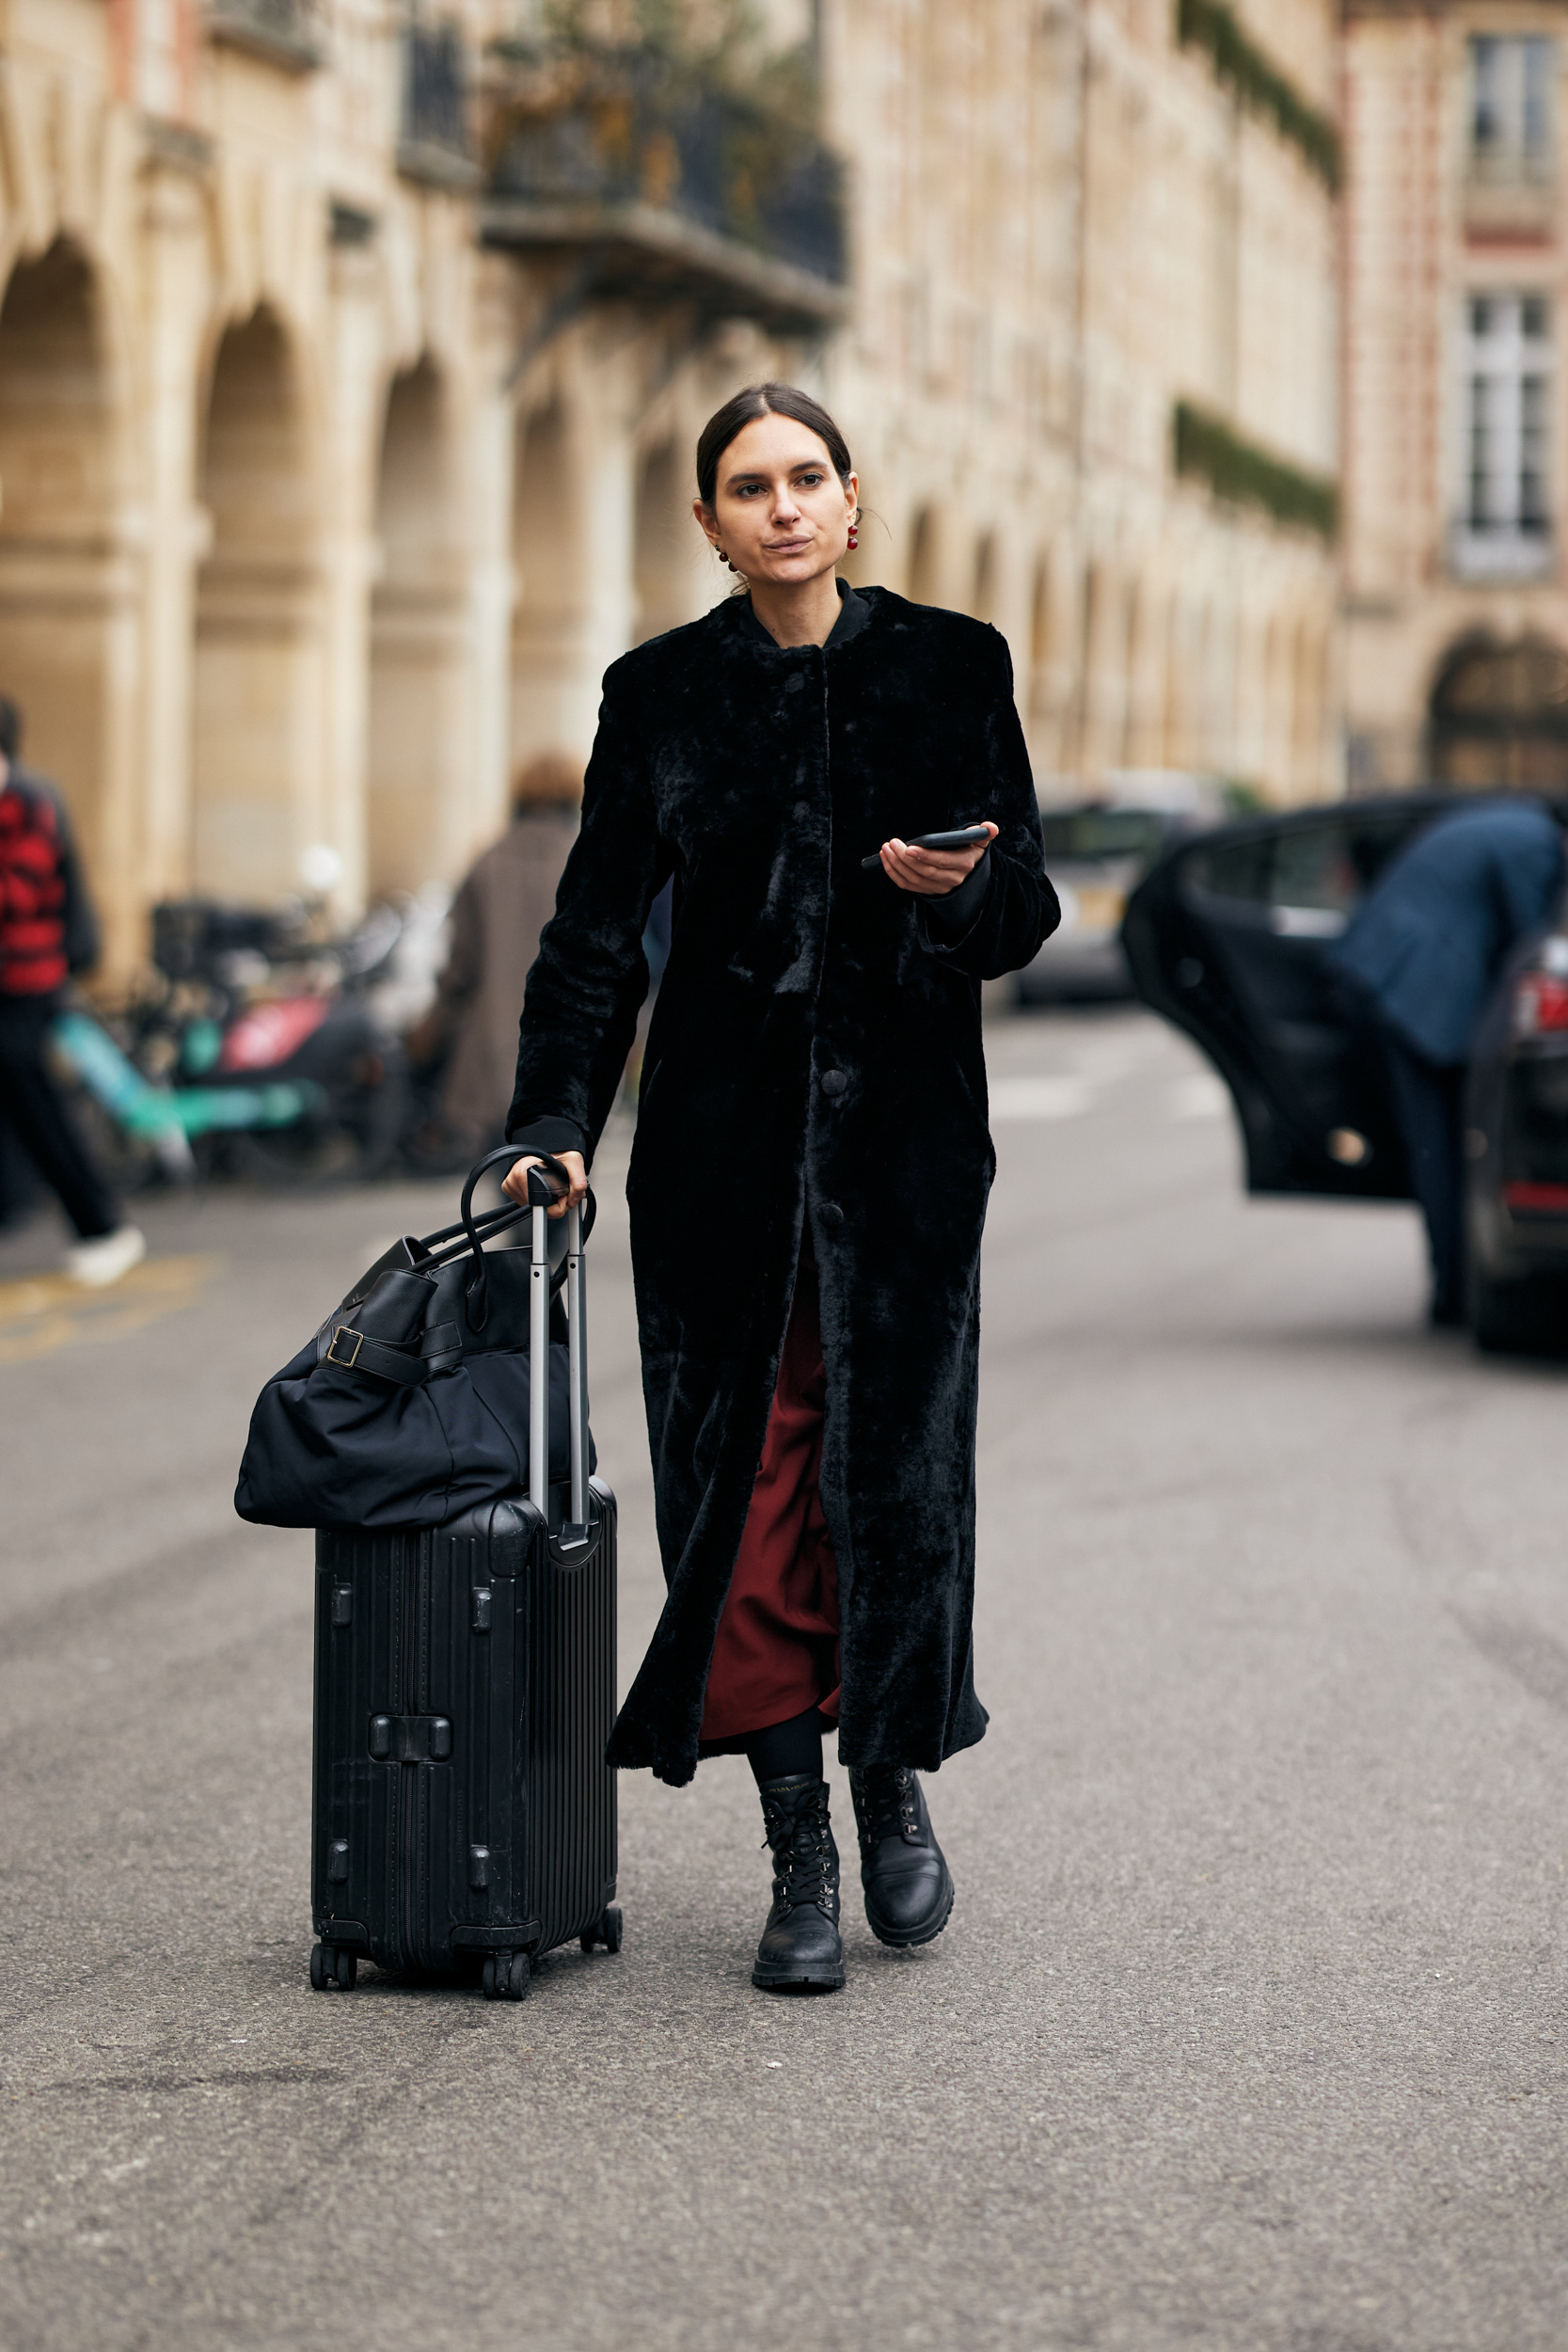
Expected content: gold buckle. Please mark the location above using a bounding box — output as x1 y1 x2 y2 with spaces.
327 1324 365 1368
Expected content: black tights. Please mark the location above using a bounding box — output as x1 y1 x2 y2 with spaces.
746 1707 833 1787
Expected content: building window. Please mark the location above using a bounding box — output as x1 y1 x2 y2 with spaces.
1470 37 1555 184
1453 294 1553 580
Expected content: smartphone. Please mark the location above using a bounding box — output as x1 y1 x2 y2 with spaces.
860 824 991 872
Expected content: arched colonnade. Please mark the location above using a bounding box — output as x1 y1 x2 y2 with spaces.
857 495 1334 801
0 227 746 961
0 229 1338 977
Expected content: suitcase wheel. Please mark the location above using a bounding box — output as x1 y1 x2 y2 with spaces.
309 1942 357 1993
482 1950 530 2002
580 1905 623 1957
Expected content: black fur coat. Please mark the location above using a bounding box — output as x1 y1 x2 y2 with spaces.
508 585 1058 1786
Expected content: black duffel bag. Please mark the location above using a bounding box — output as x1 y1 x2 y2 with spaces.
234 1149 595 1531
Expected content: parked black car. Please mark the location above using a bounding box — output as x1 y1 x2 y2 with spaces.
1121 792 1568 1350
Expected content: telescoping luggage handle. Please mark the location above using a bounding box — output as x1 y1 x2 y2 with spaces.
458 1144 591 1546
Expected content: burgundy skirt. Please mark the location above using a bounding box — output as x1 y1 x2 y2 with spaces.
697 1248 842 1749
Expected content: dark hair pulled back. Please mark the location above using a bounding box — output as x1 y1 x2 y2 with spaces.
695 382 853 510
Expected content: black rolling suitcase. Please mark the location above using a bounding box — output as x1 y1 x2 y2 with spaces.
307 1179 619 2002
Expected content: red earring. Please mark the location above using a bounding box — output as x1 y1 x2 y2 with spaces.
847 511 860 551
718 548 730 567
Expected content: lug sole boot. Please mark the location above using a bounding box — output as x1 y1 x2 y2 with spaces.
752 1773 845 1993
848 1765 955 1948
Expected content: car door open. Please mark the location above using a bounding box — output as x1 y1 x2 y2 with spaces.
1121 799 1452 1200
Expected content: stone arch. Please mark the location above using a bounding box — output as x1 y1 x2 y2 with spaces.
367 357 469 897
1029 554 1051 678
1026 544 1077 772
511 383 632 771
1254 610 1285 789
1122 571 1165 768
972 530 997 624
192 304 324 898
634 437 694 644
1163 594 1197 769
1291 613 1326 797
1079 559 1129 781
907 504 938 604
0 236 135 937
1429 634 1568 791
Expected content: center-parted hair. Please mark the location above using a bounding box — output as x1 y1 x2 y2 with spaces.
695 383 853 510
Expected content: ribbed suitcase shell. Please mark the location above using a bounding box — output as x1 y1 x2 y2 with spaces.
310 1479 616 1975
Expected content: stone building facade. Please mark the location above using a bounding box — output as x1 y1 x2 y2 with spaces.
826 0 1342 807
2 0 1341 982
1342 2 1568 794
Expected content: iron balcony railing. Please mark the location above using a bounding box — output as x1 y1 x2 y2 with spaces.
487 67 847 304
400 21 479 188
207 0 323 70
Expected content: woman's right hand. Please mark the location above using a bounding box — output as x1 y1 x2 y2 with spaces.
501 1150 588 1220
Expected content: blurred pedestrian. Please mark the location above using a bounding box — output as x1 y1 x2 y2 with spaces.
0 696 145 1285
1328 797 1564 1326
406 753 581 1156
504 382 1058 1994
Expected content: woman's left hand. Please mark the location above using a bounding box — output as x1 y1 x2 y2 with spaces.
878 821 998 897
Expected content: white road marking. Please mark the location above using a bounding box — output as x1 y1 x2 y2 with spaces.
1168 1073 1230 1120
989 1075 1093 1121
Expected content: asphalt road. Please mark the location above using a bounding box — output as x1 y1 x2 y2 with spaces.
4 1004 1568 2352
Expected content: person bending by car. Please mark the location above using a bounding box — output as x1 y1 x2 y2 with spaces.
1328 797 1564 1327
502 382 1058 1994
0 696 145 1287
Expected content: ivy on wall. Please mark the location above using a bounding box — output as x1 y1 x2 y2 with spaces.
1173 401 1339 539
1176 0 1342 192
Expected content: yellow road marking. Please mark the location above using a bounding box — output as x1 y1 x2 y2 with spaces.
0 1254 221 1366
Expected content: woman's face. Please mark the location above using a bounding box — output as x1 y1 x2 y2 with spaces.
695 414 858 588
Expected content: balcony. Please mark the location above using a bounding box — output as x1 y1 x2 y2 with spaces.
482 54 847 336
207 0 323 72
400 22 481 191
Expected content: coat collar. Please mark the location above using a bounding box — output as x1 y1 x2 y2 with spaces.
724 580 875 657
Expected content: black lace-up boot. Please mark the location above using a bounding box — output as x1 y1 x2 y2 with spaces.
848 1765 955 1948
752 1774 845 1993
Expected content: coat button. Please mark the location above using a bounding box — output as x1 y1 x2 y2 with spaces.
819 1069 847 1097
819 1202 845 1229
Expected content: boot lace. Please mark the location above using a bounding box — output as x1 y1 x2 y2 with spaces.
761 1792 839 1915
854 1766 920 1849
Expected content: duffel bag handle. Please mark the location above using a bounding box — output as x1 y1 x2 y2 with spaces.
453 1146 595 1327
459 1143 570 1256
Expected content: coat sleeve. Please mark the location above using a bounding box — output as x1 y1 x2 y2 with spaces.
1496 815 1566 944
505 666 670 1164
915 629 1059 980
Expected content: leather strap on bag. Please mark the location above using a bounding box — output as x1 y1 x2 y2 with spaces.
323 1320 462 1388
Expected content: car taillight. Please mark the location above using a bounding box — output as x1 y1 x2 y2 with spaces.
1513 973 1568 1036
1503 1180 1568 1214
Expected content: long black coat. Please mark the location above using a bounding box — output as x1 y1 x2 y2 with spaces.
508 585 1057 1786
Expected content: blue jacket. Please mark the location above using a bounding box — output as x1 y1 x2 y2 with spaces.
1327 801 1564 1066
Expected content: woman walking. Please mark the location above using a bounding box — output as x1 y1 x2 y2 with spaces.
504 384 1057 1992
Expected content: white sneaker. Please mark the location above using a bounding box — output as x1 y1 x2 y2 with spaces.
66 1226 148 1289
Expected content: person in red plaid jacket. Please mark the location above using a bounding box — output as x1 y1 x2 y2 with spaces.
0 697 144 1285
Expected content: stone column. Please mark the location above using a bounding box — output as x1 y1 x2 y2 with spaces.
319 230 386 914
511 325 637 771
134 163 211 932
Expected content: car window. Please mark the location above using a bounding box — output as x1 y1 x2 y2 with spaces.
1039 810 1169 863
1182 809 1437 924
